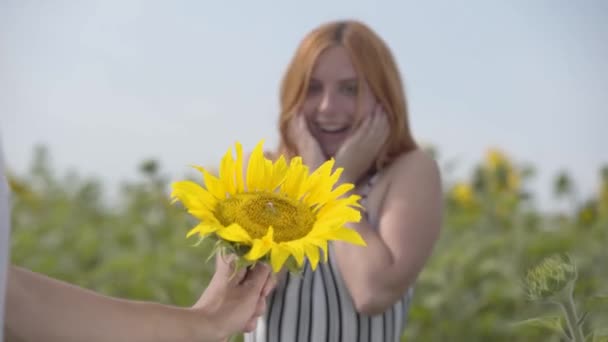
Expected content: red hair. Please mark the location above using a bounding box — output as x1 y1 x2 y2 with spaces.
276 20 418 169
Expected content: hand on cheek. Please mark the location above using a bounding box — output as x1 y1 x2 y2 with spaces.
335 103 389 184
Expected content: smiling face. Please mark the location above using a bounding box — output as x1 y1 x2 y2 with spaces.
300 45 377 157
278 20 418 167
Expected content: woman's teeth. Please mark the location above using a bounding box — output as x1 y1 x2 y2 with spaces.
319 125 349 133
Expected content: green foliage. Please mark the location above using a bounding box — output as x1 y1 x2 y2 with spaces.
524 254 577 301
9 147 215 306
8 145 608 341
402 149 607 341
520 254 592 341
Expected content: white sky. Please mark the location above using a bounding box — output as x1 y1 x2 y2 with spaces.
1 0 607 211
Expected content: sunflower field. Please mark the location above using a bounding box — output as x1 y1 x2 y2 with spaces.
7 145 608 341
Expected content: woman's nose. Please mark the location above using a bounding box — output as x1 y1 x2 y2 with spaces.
318 90 338 114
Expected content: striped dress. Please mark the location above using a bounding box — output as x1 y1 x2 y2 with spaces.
245 174 414 342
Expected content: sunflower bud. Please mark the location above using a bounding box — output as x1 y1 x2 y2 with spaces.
524 254 577 300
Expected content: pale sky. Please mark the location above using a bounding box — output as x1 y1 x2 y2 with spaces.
1 1 607 211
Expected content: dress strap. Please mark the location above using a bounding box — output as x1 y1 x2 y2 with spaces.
358 172 379 211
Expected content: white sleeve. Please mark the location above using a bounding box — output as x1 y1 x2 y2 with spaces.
0 140 11 341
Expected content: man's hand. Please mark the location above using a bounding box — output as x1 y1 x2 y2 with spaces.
193 256 276 338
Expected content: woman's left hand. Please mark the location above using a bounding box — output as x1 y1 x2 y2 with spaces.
334 104 390 185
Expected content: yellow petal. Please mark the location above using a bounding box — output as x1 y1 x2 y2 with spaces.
306 239 329 262
304 180 333 206
269 155 288 191
219 147 236 195
324 226 367 246
270 243 291 273
262 159 273 190
311 216 346 231
327 165 344 186
246 140 266 191
303 160 340 206
310 158 335 179
186 222 220 238
326 183 355 202
316 204 361 226
170 180 216 212
303 243 320 270
235 142 245 193
192 165 226 200
216 223 253 244
281 158 308 199
315 196 363 222
245 227 274 261
187 208 218 222
284 241 305 266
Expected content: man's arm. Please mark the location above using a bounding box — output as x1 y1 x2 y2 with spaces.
5 266 222 342
6 261 273 342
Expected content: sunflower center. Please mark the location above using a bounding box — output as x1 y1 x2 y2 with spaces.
215 192 316 242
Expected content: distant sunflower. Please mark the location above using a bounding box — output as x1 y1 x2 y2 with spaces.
450 182 476 208
171 140 366 273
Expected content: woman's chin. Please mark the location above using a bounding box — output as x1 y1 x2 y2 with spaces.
320 145 339 159
314 134 346 159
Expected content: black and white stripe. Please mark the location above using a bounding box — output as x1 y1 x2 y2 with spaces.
245 245 413 342
245 172 413 342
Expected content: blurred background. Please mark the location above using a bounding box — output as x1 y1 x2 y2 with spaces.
1 1 607 340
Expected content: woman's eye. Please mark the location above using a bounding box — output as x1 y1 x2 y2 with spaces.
341 84 358 96
307 83 322 95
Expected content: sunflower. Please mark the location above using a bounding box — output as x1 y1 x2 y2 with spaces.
170 140 366 273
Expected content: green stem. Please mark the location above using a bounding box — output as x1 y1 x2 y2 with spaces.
560 292 585 342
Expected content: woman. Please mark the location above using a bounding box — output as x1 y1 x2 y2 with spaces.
246 19 443 342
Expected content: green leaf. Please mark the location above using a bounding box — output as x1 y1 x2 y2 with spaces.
586 332 608 342
205 239 223 263
512 316 567 337
584 294 608 312
577 311 589 328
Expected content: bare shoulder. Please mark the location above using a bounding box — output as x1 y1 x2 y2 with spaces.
386 148 441 186
364 148 442 225
379 148 443 233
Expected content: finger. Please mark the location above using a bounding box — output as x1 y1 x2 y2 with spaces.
262 274 278 297
219 251 237 266
253 294 267 317
217 253 250 286
369 108 390 145
376 108 390 132
352 106 384 148
348 112 371 141
290 114 306 141
374 102 383 115
214 253 232 273
295 114 304 130
287 118 297 137
297 116 319 150
240 263 272 291
288 112 302 133
298 114 309 132
370 105 387 128
352 109 375 141
243 316 258 333
228 264 249 286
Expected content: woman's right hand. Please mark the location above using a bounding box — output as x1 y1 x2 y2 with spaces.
334 104 389 185
287 113 326 171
